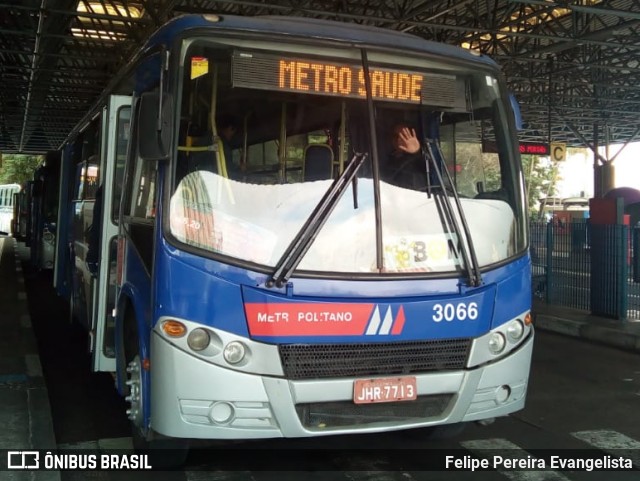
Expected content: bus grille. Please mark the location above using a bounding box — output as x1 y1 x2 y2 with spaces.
296 394 454 430
278 339 471 380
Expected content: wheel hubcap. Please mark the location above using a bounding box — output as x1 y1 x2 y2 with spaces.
125 355 143 427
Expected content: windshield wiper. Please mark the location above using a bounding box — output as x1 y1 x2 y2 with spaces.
423 140 483 287
267 152 367 288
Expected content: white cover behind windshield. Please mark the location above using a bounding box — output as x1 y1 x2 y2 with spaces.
170 172 515 273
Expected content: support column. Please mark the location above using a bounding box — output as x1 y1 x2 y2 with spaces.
593 122 601 198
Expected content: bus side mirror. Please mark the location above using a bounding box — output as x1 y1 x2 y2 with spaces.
509 93 523 131
137 91 172 161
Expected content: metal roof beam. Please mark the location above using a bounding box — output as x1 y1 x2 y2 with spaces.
509 0 640 21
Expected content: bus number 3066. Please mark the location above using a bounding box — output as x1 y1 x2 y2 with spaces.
432 302 478 322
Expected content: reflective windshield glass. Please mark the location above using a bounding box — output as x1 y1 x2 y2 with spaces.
169 40 525 275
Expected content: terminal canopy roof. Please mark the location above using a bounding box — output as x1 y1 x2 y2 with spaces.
1 0 639 153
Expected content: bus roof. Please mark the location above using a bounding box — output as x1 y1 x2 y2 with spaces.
562 197 589 208
64 13 502 149
143 14 499 70
562 197 589 203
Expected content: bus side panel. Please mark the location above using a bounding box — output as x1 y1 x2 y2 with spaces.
30 174 43 257
115 240 152 396
491 254 532 329
54 144 75 298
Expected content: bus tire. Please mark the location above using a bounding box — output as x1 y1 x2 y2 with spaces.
123 311 189 468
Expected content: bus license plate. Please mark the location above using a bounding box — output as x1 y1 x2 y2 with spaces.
353 376 417 404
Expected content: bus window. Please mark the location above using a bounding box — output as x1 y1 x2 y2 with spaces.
246 140 279 182
126 96 157 223
121 94 158 274
130 161 157 220
112 106 131 222
74 161 99 200
440 118 506 199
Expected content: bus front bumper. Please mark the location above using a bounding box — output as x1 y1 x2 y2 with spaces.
150 330 533 439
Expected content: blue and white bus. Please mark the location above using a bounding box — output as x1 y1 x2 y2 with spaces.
55 13 533 459
0 183 21 235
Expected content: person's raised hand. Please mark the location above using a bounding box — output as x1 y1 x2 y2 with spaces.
396 127 420 154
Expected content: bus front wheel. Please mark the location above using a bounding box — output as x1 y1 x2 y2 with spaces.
123 312 189 467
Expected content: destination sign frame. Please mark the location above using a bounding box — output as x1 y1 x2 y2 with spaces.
231 51 462 108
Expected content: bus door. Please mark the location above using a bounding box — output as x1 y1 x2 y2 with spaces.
70 160 99 329
54 144 75 298
91 95 131 372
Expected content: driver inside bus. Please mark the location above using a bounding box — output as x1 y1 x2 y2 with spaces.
381 123 427 190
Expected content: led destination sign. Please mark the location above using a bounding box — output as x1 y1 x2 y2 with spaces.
279 60 423 102
483 140 550 156
232 52 459 106
519 142 549 155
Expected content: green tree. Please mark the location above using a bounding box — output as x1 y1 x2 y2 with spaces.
522 154 558 220
0 154 43 184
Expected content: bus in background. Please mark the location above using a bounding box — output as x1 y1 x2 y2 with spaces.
562 196 590 212
55 14 532 462
0 183 21 235
30 151 62 270
539 196 563 221
12 182 32 242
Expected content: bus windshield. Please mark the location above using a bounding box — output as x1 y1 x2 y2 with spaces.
168 39 526 276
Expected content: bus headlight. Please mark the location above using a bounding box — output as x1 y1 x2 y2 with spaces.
187 328 210 351
488 332 506 355
223 341 246 364
507 319 525 341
